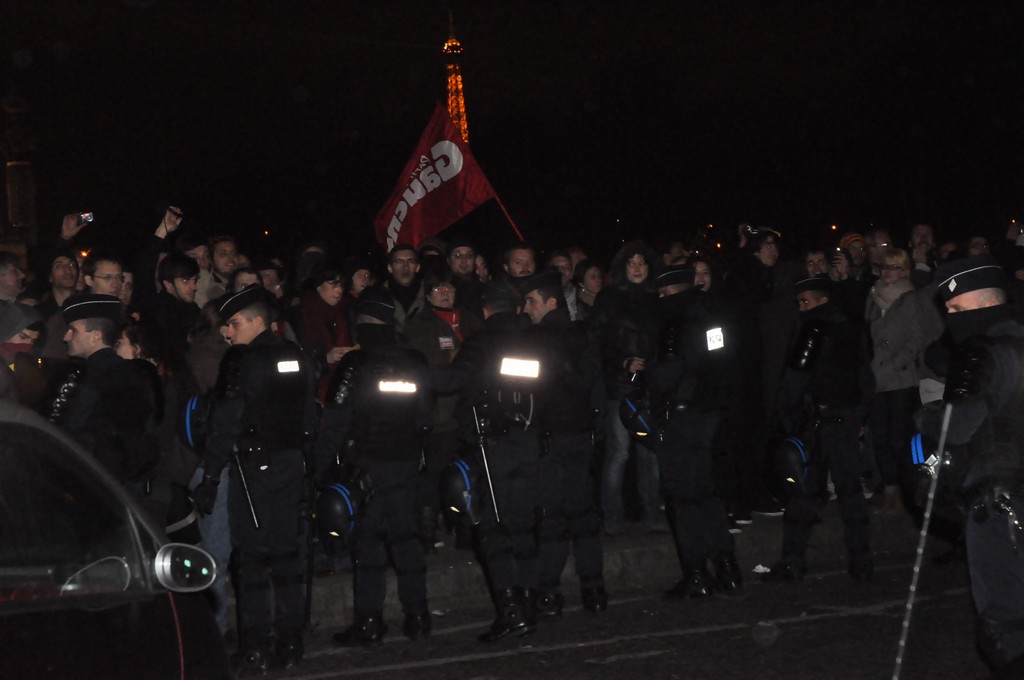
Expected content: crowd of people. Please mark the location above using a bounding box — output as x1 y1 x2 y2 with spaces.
3 209 1024 676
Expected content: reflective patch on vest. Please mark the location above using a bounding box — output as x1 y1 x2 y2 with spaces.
277 360 300 373
379 380 417 393
706 327 725 351
438 336 455 350
500 357 540 379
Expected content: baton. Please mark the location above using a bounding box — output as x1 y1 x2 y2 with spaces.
472 406 501 524
892 402 953 680
233 447 260 529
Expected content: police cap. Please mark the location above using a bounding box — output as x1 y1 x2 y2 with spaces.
357 288 396 323
217 284 268 322
935 254 1006 302
62 294 123 325
516 270 562 298
656 264 695 289
794 275 831 295
480 281 518 311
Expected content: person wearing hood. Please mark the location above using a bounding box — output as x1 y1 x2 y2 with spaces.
588 240 666 534
720 225 795 521
913 254 1024 677
864 247 943 512
763 276 874 583
0 302 43 402
297 263 353 401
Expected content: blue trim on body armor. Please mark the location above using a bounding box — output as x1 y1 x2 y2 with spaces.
785 436 808 480
328 483 357 533
454 459 473 511
185 395 199 448
911 433 924 465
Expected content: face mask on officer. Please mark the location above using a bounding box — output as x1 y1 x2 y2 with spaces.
946 305 1011 345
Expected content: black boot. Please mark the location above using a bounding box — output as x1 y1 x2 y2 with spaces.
403 609 432 640
761 558 807 583
479 587 534 642
664 568 714 600
581 587 608 613
333 615 388 647
273 632 304 671
715 553 743 595
231 637 271 678
534 591 564 618
522 587 539 626
419 506 439 555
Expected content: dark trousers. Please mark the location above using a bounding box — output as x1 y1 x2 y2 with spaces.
782 406 870 563
476 428 540 594
657 409 734 571
352 460 426 617
967 494 1024 667
537 431 604 594
228 453 306 641
868 387 919 489
416 428 459 511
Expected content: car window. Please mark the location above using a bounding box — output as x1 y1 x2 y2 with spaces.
0 423 148 605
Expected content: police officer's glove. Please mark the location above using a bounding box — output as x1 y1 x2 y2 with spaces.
946 341 991 403
193 474 220 516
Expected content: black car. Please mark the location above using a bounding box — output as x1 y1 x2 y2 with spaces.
0 404 230 679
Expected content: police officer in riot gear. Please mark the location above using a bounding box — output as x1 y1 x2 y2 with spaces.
915 255 1024 676
452 282 544 642
314 288 436 646
191 285 316 674
649 266 743 598
764 276 874 582
520 271 607 616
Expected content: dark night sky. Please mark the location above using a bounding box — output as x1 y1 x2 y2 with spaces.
3 1 1023 262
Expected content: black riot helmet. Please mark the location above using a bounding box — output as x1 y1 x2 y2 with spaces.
316 463 373 547
619 387 658 443
179 392 214 451
439 458 485 526
773 436 813 499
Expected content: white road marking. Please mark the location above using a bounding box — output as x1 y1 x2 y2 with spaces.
585 649 669 664
289 582 966 679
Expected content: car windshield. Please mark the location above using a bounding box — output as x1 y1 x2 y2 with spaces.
0 422 147 605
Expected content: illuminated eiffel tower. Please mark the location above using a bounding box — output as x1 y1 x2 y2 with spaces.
442 13 470 143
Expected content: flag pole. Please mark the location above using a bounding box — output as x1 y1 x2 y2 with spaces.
493 195 524 241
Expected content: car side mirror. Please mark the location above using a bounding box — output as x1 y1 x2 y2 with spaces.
152 543 217 593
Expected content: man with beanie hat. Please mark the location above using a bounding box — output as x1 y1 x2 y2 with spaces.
53 294 160 497
191 284 317 673
315 286 439 646
914 254 1024 676
448 238 484 317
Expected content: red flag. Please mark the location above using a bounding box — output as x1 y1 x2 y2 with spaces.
374 103 497 252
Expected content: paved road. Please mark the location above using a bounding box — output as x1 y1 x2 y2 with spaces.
276 552 989 680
